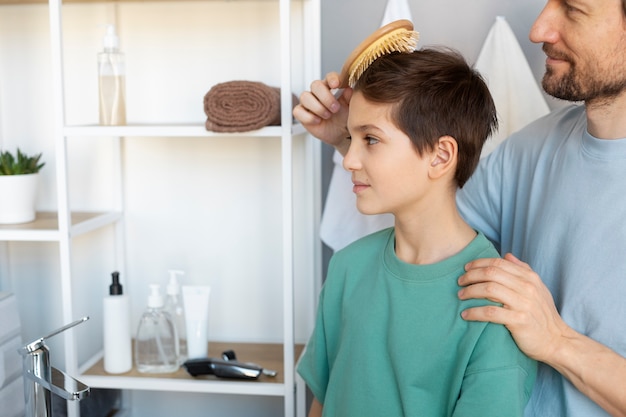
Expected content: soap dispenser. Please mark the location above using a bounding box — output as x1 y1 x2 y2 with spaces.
103 271 132 373
165 269 187 363
135 284 179 373
98 24 126 125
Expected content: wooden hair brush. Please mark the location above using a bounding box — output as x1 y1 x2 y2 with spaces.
338 19 420 88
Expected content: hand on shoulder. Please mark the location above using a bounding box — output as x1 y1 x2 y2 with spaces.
457 253 569 362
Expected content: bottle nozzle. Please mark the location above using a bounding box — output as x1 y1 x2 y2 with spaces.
167 270 185 295
110 271 123 295
103 24 120 51
148 284 163 308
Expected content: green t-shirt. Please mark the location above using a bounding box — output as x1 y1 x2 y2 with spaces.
298 228 536 417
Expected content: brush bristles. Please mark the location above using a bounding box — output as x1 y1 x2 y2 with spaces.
348 29 420 87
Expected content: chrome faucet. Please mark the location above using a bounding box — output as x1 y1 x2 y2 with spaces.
18 316 91 417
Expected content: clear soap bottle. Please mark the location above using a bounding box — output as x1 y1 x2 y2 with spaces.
98 24 126 125
164 269 187 364
135 284 179 373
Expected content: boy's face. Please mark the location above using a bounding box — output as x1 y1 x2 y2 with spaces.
344 91 435 219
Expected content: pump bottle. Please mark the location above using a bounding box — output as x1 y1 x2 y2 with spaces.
98 24 126 125
164 269 187 364
103 271 132 373
135 284 179 373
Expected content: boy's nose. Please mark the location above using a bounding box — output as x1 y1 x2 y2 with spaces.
342 142 362 172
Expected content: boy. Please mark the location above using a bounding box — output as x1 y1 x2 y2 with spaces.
297 48 536 417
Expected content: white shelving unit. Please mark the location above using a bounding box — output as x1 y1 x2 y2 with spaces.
0 0 321 416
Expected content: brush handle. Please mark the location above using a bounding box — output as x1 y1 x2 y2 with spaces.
332 88 345 99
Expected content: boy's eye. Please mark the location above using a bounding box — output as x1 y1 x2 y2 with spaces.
366 136 379 145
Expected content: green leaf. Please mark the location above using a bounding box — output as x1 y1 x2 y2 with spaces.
0 148 45 175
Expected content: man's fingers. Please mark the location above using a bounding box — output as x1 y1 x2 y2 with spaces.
458 280 511 305
504 252 531 269
293 103 321 125
310 79 340 113
460 255 534 288
298 91 332 118
460 304 509 325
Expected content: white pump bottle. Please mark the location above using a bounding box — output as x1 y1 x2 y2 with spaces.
103 271 132 373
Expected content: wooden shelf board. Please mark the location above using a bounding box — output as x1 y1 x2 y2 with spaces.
0 211 91 230
80 342 304 395
0 211 120 241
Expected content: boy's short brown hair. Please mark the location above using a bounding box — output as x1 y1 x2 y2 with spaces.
353 47 498 188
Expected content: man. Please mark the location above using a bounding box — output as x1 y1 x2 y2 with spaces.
293 1 626 416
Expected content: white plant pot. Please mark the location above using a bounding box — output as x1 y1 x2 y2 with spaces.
0 173 39 224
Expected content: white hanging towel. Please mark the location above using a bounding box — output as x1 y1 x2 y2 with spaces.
381 0 413 25
320 0 411 252
474 16 550 156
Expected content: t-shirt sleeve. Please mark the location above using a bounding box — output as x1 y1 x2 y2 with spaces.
452 322 537 417
297 287 330 404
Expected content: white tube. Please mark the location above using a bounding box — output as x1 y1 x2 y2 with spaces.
182 285 211 359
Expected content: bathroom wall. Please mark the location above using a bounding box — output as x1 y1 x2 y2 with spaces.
0 1 555 416
322 0 550 86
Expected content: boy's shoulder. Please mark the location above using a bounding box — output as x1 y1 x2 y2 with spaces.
335 227 394 257
328 227 394 272
471 231 500 259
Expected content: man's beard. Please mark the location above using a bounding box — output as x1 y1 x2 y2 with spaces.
542 66 584 102
542 45 626 103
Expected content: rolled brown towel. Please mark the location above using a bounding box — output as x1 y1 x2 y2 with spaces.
204 80 296 133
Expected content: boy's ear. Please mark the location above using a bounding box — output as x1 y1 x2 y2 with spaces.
429 136 458 179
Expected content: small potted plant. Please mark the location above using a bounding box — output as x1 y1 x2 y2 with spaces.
0 148 45 224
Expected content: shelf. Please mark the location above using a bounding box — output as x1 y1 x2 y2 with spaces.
0 211 122 241
63 124 307 138
79 342 304 396
0 0 321 415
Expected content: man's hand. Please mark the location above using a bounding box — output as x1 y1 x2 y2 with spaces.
457 252 568 362
293 72 352 155
458 253 626 416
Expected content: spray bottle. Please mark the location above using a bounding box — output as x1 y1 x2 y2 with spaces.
165 269 187 364
98 24 126 125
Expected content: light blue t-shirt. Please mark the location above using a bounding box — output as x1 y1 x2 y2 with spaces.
457 104 626 417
